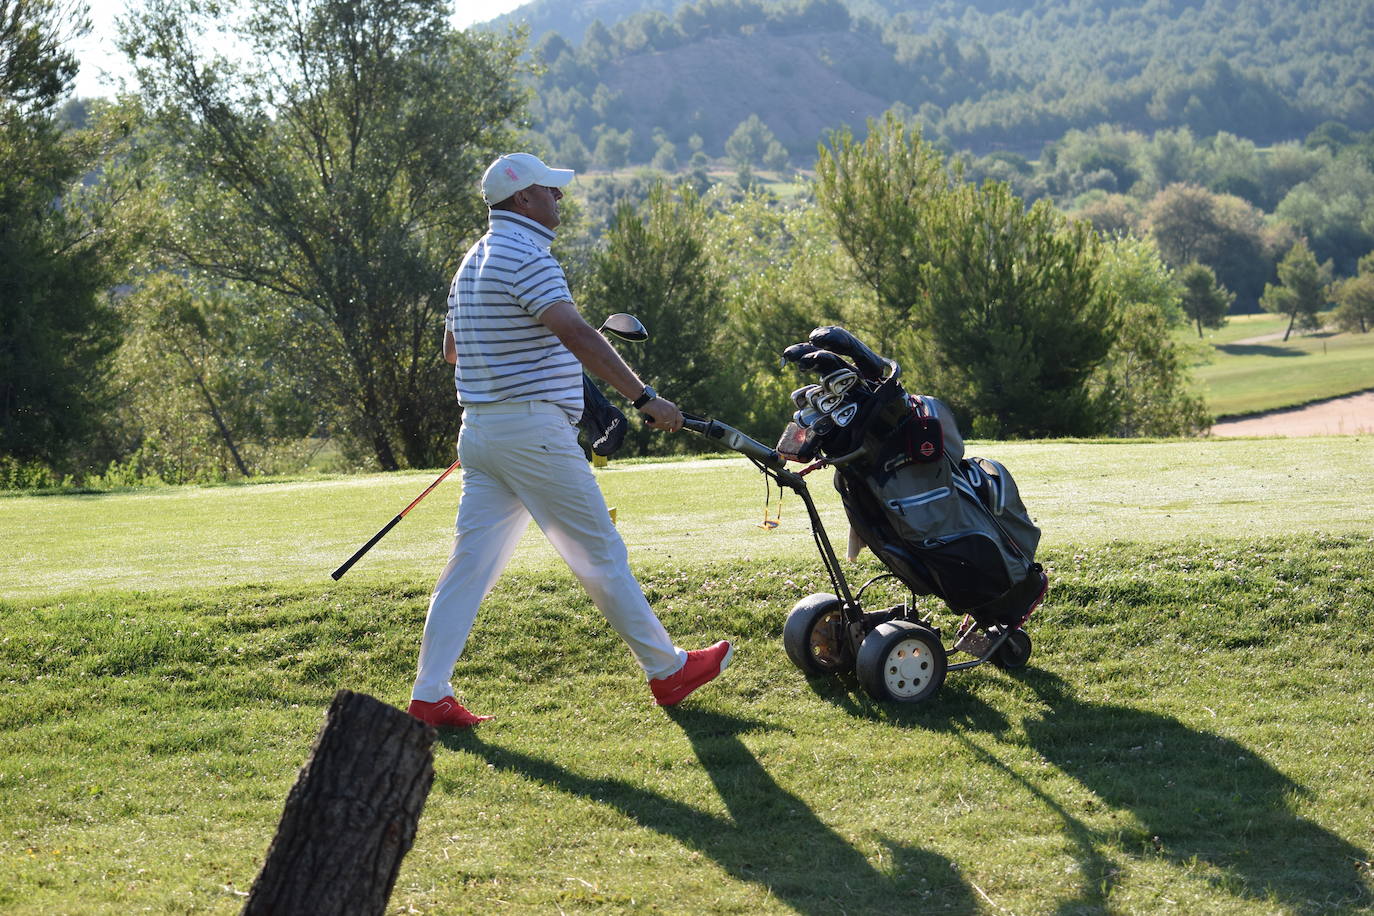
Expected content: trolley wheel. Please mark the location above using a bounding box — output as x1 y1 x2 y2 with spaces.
783 593 854 675
856 621 946 703
991 628 1032 670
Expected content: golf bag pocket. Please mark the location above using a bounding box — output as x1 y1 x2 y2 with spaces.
776 420 820 462
872 467 1030 611
960 457 1041 560
871 396 963 483
901 396 946 464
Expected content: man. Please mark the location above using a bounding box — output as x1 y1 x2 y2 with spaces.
407 153 732 728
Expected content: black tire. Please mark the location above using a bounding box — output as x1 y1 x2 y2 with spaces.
991 628 1032 670
783 593 853 675
856 621 947 703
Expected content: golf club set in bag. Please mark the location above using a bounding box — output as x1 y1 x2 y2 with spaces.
679 325 1048 704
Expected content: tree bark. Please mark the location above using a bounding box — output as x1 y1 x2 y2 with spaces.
243 690 435 916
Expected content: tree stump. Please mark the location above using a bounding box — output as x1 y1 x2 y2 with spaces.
243 690 435 916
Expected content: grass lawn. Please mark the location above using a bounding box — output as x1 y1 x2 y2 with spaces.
1182 313 1374 417
3 440 1372 914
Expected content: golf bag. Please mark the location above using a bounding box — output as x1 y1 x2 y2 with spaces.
777 329 1043 627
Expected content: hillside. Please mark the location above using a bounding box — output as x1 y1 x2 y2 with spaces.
601 31 890 153
484 0 1374 165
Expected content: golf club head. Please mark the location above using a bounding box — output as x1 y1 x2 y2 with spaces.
820 368 859 398
811 414 836 436
599 313 648 342
831 402 859 427
794 405 822 428
806 386 844 415
791 385 820 409
808 326 889 381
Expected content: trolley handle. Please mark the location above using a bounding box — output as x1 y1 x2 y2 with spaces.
682 412 786 471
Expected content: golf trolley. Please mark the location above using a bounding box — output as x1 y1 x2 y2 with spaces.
681 327 1047 704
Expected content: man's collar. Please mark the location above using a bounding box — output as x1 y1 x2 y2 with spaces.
489 210 557 247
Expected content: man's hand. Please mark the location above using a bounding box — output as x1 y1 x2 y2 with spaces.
640 396 683 432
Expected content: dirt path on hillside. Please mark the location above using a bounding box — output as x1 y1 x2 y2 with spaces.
1210 390 1374 437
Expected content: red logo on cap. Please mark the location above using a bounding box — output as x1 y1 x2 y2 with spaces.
504 167 519 180
919 441 935 457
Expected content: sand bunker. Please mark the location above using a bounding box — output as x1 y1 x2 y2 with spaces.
1210 390 1374 437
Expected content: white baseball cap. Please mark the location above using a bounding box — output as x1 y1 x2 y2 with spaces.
481 153 575 205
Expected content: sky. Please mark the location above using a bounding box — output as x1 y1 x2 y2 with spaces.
68 0 529 98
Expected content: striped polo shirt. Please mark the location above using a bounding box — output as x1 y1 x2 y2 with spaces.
446 210 582 421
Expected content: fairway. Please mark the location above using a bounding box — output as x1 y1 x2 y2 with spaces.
2 437 1372 914
4 437 1371 599
1184 315 1374 417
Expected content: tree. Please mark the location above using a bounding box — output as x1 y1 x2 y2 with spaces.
704 191 866 434
814 114 952 355
1070 193 1142 238
650 139 677 171
582 185 725 455
1274 152 1374 275
112 272 318 481
817 115 1117 438
1 0 121 468
1144 183 1277 310
1261 239 1331 341
1330 253 1374 333
724 114 776 171
121 0 525 470
915 181 1118 438
1178 262 1233 338
1090 236 1209 438
244 691 433 916
762 139 789 174
593 126 632 169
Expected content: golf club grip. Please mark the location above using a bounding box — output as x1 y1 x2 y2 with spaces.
331 513 402 580
680 413 783 468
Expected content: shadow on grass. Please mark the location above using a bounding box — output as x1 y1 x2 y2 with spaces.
798 667 1370 912
445 709 975 914
1215 343 1307 357
801 669 1016 734
1011 670 1367 914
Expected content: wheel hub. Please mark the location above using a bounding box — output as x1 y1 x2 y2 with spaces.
809 610 845 666
884 638 936 697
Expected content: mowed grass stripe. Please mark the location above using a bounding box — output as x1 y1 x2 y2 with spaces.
3 437 1372 599
1 536 1371 913
1181 314 1374 417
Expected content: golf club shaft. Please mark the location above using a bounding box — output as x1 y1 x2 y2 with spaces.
330 458 462 580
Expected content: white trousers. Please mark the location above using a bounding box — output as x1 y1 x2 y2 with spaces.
411 400 687 701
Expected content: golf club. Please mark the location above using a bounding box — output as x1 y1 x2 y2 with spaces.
600 312 648 341
791 385 819 409
832 402 859 427
331 459 461 579
821 367 859 398
808 325 891 381
796 348 854 377
780 342 818 368
807 386 845 415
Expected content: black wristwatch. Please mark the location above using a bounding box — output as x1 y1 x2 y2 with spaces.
632 386 657 409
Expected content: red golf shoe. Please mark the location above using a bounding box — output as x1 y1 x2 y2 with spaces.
407 696 493 728
650 640 733 706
